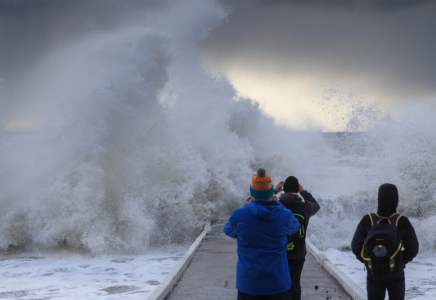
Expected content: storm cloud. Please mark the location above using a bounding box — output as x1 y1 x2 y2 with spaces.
201 0 436 127
0 0 165 82
1 0 435 130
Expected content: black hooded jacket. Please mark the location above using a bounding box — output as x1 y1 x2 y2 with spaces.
279 190 320 260
351 184 419 279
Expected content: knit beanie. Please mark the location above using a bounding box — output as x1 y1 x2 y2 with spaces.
283 176 299 193
250 168 275 199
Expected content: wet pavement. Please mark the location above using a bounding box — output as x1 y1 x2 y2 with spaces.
167 221 352 300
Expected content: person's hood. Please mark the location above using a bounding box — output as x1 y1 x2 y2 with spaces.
279 193 304 208
377 183 399 216
246 200 285 220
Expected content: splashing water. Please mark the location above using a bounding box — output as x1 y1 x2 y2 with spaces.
308 101 436 253
0 0 435 256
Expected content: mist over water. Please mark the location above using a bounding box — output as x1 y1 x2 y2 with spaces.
309 104 436 253
0 0 435 255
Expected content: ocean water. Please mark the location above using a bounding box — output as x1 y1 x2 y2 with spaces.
0 245 189 299
1 0 435 299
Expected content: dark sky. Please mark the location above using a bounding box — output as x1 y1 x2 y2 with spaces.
1 0 435 130
201 0 436 108
0 0 166 82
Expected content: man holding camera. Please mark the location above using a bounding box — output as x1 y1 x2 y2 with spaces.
274 176 320 300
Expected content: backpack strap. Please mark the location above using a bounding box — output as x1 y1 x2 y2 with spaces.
361 213 404 263
294 214 305 238
361 213 376 262
286 213 305 251
389 214 403 260
361 241 371 262
368 213 378 226
374 212 400 225
394 214 402 226
361 213 401 262
391 240 403 260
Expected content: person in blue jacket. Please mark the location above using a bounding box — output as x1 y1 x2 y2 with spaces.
224 168 301 300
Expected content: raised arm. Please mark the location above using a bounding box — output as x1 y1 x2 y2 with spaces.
300 190 320 217
299 183 320 217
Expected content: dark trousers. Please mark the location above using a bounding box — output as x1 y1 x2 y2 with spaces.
366 275 405 300
288 258 305 300
237 288 292 300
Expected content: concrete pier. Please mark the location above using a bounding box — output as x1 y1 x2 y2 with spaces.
166 222 352 300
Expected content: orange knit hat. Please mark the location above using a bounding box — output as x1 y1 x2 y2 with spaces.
250 168 274 199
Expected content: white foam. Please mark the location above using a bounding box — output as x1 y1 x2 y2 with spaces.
0 245 188 300
1 2 436 295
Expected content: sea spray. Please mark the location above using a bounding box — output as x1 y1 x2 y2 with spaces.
0 0 435 256
0 1 284 253
307 102 436 252
0 0 241 253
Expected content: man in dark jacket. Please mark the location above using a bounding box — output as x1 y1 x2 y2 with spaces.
351 183 419 300
274 176 320 300
224 168 301 300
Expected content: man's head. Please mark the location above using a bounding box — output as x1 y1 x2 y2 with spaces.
250 168 275 199
377 183 399 215
283 176 299 193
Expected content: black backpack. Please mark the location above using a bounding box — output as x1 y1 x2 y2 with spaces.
287 213 305 252
361 213 403 280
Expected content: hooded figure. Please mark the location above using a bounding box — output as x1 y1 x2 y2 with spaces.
351 183 419 300
377 183 399 215
224 168 300 299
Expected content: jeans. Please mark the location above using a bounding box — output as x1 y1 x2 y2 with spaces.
237 288 292 300
366 275 405 300
288 258 305 300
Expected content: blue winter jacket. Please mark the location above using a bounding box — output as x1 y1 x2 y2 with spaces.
224 199 301 295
